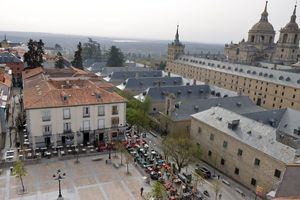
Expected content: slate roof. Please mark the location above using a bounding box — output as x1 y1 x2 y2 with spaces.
105 70 163 82
117 76 183 91
275 165 300 198
191 107 296 164
0 52 22 63
135 84 237 102
175 55 300 88
96 67 150 77
169 96 264 121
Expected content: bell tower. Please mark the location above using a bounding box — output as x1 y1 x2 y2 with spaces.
167 25 185 62
274 5 300 64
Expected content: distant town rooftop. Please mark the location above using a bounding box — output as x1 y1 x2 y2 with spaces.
0 52 22 63
104 70 163 82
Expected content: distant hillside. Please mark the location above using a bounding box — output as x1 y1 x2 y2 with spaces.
0 31 224 57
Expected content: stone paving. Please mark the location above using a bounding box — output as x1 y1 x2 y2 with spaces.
0 155 150 200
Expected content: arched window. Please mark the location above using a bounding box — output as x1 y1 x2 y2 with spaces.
251 35 255 43
283 34 288 43
294 34 298 44
261 35 265 42
269 36 273 44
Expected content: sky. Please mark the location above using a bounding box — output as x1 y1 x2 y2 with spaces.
0 0 297 44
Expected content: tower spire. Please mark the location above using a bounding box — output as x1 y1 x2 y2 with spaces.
291 4 297 23
4 35 6 41
260 1 269 22
175 25 180 43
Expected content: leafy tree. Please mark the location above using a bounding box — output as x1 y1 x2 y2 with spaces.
55 52 64 69
212 179 221 200
162 131 201 173
72 42 83 69
54 43 63 50
82 38 102 61
125 151 133 174
13 160 27 193
126 96 151 134
23 39 45 68
151 181 167 200
106 46 124 67
158 61 166 70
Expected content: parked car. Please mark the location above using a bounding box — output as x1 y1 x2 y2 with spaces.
195 166 211 179
203 190 210 197
150 171 159 180
178 173 189 184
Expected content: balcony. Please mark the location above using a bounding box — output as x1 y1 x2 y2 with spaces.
42 116 51 122
43 132 52 137
63 129 72 134
83 114 90 118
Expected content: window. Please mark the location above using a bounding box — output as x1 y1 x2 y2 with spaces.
210 133 214 141
112 105 118 115
83 107 90 117
98 119 105 129
274 169 281 178
251 178 257 186
221 158 225 165
111 117 119 127
208 150 212 157
43 125 52 134
98 106 105 116
234 168 239 175
42 110 51 121
83 120 90 131
254 158 260 166
63 122 71 132
237 149 243 156
198 127 202 134
223 141 228 148
63 108 70 119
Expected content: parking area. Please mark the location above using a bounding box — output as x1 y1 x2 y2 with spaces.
0 155 150 200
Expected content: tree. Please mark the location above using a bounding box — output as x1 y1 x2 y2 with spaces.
162 132 201 173
115 141 126 165
126 96 151 134
13 160 27 193
106 46 124 67
55 52 64 69
82 38 102 61
54 43 63 50
125 152 133 174
72 42 83 69
23 39 45 68
212 179 221 200
151 181 167 200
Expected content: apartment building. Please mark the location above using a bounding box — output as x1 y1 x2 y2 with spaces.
23 68 126 148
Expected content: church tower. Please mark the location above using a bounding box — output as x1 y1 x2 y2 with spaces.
274 5 300 65
167 25 185 62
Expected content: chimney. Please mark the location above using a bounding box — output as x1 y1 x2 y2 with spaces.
165 94 176 117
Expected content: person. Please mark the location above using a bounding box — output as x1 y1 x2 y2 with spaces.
219 193 222 200
140 187 144 196
105 160 108 164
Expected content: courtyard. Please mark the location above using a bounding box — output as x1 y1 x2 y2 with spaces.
0 155 150 200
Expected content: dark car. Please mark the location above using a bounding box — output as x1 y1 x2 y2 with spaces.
150 171 159 180
195 167 211 179
178 173 189 184
203 190 210 197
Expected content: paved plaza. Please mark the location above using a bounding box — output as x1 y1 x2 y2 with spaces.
0 155 150 200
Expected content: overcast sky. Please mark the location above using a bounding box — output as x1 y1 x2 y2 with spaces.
0 0 297 44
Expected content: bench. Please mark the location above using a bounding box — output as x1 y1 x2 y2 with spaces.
113 163 120 169
91 157 103 161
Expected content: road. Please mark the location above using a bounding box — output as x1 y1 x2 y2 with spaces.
144 131 258 200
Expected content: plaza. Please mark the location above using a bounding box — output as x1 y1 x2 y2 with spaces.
0 155 150 200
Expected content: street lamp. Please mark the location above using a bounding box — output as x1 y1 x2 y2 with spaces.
53 169 66 200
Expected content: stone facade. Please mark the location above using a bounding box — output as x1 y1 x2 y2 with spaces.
225 2 300 65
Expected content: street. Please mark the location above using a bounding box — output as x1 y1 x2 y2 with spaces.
144 131 258 200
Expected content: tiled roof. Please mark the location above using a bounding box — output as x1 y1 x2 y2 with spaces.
23 71 126 110
175 56 300 88
191 107 296 164
22 67 44 80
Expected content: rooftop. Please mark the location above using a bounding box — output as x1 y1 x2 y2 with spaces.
175 55 300 88
0 52 22 63
23 68 126 110
104 70 163 82
169 96 263 121
96 66 150 77
191 107 296 164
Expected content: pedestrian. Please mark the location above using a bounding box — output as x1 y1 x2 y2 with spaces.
219 193 222 200
140 187 144 196
105 159 107 164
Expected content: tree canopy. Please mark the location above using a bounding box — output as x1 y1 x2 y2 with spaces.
72 42 83 69
55 52 64 69
162 131 201 173
13 160 27 192
23 39 45 68
151 181 167 200
106 46 124 67
82 38 102 61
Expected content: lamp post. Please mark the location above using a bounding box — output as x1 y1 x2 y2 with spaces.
53 169 66 200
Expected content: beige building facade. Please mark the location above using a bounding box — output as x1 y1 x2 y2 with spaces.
190 107 297 195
